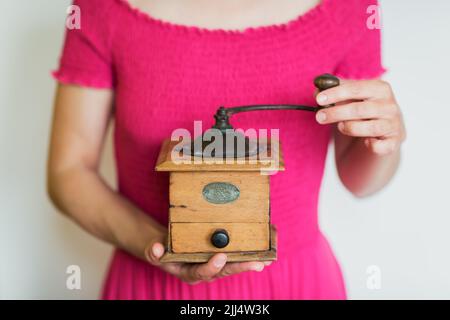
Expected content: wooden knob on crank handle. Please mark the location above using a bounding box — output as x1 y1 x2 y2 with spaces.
314 74 340 92
313 74 340 108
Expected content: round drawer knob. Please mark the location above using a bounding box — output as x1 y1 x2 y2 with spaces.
211 229 230 248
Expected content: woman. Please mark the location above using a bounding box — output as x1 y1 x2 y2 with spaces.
48 0 405 299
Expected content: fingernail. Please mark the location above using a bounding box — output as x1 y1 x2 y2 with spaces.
214 255 226 268
316 112 327 123
252 263 264 272
317 94 328 104
152 244 163 258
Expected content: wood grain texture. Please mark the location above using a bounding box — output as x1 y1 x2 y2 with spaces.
160 225 277 263
171 222 270 253
155 139 284 172
169 171 269 223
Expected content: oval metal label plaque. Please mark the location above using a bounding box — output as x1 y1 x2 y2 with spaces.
202 182 240 204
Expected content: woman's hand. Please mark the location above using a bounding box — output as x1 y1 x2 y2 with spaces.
314 78 406 197
315 79 406 155
145 233 269 285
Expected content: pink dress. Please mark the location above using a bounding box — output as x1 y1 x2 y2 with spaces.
53 0 385 299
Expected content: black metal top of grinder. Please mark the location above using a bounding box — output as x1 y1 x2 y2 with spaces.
183 74 339 158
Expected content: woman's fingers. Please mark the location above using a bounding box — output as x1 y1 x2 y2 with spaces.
145 241 165 266
337 119 396 138
316 101 397 124
179 253 227 284
316 79 392 105
365 137 399 155
315 78 405 155
145 241 186 277
147 246 271 284
174 256 269 284
217 261 265 278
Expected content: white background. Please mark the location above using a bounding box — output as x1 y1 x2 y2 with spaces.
1 0 449 299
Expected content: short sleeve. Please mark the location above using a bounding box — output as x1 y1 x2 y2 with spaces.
334 0 387 80
52 0 116 88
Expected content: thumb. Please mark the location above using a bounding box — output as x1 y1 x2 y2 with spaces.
145 241 165 266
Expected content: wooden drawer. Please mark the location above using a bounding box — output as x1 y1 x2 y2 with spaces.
169 172 269 223
171 222 270 253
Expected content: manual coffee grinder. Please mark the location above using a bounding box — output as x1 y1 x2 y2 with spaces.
155 74 339 263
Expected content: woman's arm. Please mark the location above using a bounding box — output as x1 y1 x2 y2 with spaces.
47 84 165 259
47 84 267 284
315 79 406 197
